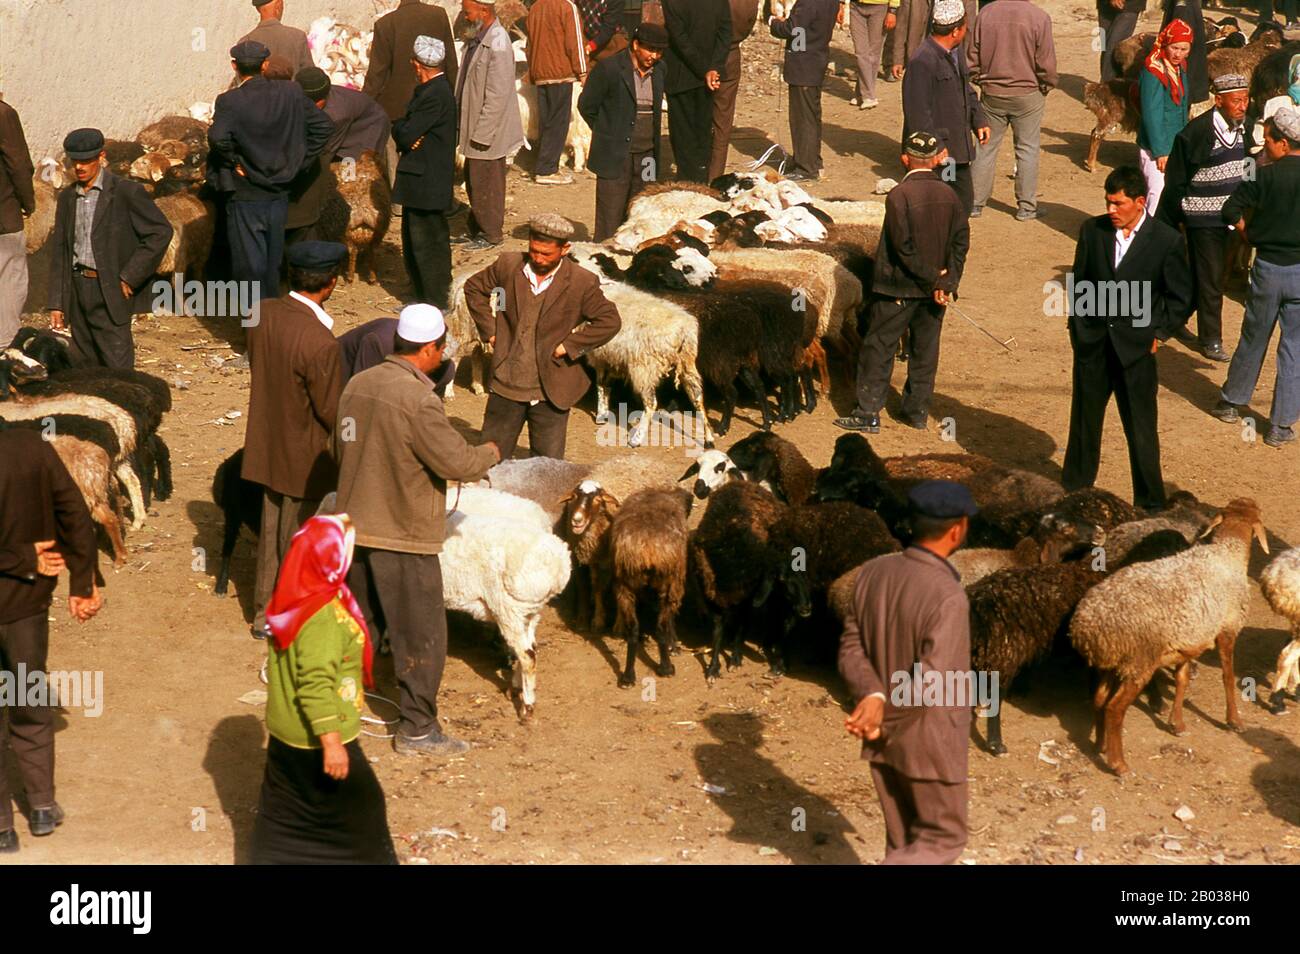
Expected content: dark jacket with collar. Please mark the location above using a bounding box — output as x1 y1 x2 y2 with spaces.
578 50 666 179
1068 213 1194 367
391 73 457 211
902 36 989 165
47 169 173 325
363 0 460 121
1154 107 1253 228
0 98 35 236
323 85 393 161
873 169 970 299
663 0 732 94
209 76 334 200
769 0 839 87
464 253 622 411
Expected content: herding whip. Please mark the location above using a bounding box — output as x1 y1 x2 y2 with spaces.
946 301 1017 352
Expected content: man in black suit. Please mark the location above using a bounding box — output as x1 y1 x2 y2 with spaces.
579 24 669 242
1063 165 1194 512
209 40 333 304
1097 0 1143 82
47 129 172 370
393 35 458 310
768 0 840 182
663 0 731 183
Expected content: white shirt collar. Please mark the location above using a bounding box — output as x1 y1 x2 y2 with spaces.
289 291 334 330
1213 108 1244 146
523 259 561 296
1114 212 1146 266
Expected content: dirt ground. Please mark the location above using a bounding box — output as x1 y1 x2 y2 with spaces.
8 1 1300 866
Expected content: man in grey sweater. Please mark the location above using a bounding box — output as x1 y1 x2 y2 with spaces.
967 0 1057 220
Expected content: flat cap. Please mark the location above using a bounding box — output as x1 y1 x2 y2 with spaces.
286 240 347 271
1212 72 1248 93
529 213 575 242
634 23 669 52
230 40 271 66
932 0 966 26
1274 104 1300 142
397 304 447 344
63 128 105 161
907 480 978 519
413 35 447 67
904 130 940 159
296 66 332 98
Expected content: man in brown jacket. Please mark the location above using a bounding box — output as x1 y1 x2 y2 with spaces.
237 0 314 78
526 0 589 185
839 480 975 864
335 304 499 756
466 213 622 459
707 0 759 183
241 241 347 638
0 95 34 348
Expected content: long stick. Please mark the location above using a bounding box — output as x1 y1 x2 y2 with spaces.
946 301 1017 352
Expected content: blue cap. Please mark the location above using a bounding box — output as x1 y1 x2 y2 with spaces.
230 40 271 66
63 128 105 161
286 241 348 271
907 480 978 519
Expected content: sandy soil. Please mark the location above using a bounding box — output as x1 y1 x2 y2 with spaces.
7 1 1300 866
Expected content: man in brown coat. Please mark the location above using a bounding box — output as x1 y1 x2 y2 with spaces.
0 96 34 348
241 241 347 638
707 0 759 183
237 0 314 78
839 480 975 865
466 213 622 458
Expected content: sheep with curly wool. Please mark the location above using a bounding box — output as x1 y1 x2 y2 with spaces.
442 272 492 399
441 510 571 719
726 431 816 505
1098 490 1215 566
1069 498 1268 775
949 513 1106 585
612 190 731 251
971 487 1138 549
445 484 552 532
479 457 592 521
1259 547 1300 713
711 247 864 346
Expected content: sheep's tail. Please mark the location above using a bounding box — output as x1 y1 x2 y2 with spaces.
1272 631 1300 695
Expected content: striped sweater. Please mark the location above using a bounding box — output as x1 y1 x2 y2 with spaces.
1181 114 1246 229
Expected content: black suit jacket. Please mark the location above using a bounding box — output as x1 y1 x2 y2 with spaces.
209 75 333 199
391 74 458 211
770 0 839 87
902 37 989 165
663 0 732 94
47 170 173 326
1154 108 1253 228
578 51 666 180
1068 213 1194 367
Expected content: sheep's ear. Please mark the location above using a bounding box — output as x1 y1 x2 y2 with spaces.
1255 522 1270 555
678 462 700 481
598 490 621 516
1198 514 1223 539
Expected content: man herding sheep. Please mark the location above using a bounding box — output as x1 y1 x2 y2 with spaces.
839 480 976 865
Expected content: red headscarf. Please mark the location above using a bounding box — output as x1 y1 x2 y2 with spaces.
266 514 374 688
1146 19 1194 106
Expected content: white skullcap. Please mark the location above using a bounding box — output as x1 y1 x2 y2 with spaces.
398 303 447 344
1274 104 1300 142
932 0 966 26
414 35 446 67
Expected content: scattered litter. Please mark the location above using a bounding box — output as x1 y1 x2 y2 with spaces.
1173 805 1195 823
1074 847 1085 862
237 689 267 706
757 846 779 856
1055 814 1077 826
1037 740 1061 766
1162 839 1182 852
428 828 460 840
873 178 898 194
224 410 241 420
701 783 727 795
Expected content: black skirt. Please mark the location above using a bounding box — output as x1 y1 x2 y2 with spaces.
250 736 398 865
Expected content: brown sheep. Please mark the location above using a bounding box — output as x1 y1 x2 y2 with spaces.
726 431 817 505
556 479 620 633
153 193 216 286
24 178 58 254
332 151 392 284
136 115 209 155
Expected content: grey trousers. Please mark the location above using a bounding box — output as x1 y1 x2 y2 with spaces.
465 156 507 244
0 230 26 348
1221 258 1300 428
252 490 321 632
788 84 824 178
870 762 968 864
971 91 1045 215
849 3 889 102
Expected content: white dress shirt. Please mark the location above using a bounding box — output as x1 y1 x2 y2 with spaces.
289 290 334 330
1114 212 1147 269
523 260 561 296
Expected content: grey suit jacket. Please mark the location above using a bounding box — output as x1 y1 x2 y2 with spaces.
456 19 525 161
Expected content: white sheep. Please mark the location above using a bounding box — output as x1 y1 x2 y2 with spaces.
1260 547 1300 708
479 457 592 522
516 81 592 173
712 247 863 342
442 273 491 399
441 510 571 719
445 484 552 532
612 191 730 251
753 206 828 244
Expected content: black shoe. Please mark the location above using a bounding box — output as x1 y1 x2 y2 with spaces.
395 730 471 757
0 829 17 853
889 407 928 430
1171 326 1199 348
833 412 880 433
29 803 63 837
1210 399 1239 423
895 349 910 363
1265 425 1297 448
450 233 477 245
1202 342 1230 362
785 170 819 183
460 237 502 252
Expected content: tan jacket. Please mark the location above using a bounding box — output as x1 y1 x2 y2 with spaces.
465 254 622 411
334 356 497 554
526 0 588 84
241 296 343 500
838 547 971 783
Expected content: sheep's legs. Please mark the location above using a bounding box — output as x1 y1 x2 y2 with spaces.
680 366 715 448
654 598 679 678
594 370 611 424
799 367 817 415
92 502 127 566
705 614 726 682
715 378 739 436
1169 659 1192 735
614 583 640 688
1092 670 1116 749
471 348 487 396
628 389 656 448
116 461 147 531
985 709 1006 756
1216 628 1244 731
215 511 244 596
1085 129 1104 173
738 366 772 431
1102 676 1144 775
152 434 173 502
572 564 592 631
728 626 745 670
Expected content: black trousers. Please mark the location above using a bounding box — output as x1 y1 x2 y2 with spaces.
535 82 573 177
789 84 824 178
1185 226 1229 346
1098 10 1138 82
0 612 53 832
1062 333 1166 510
667 87 713 183
853 296 946 419
465 157 507 244
402 208 452 309
481 392 569 459
945 162 974 217
594 149 654 243
227 196 288 302
348 548 448 739
70 272 133 369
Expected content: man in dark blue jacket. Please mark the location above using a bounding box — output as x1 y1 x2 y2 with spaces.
663 0 731 183
209 40 333 304
768 0 839 182
392 35 458 310
578 24 669 242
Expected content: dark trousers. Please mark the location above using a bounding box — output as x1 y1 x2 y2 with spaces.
535 82 573 177
402 208 452 309
667 87 713 183
284 223 320 247
869 763 968 865
0 612 53 831
853 296 946 419
708 46 743 182
348 548 448 739
253 490 320 632
1098 10 1138 82
788 84 824 178
228 196 288 302
70 272 133 370
481 392 569 459
465 157 507 244
1185 226 1229 346
594 149 654 243
1062 332 1166 510
945 162 974 216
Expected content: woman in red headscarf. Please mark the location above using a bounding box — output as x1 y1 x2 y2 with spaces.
1138 19 1193 212
250 514 396 865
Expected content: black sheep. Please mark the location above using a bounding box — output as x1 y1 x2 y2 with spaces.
212 448 264 596
727 431 817 505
